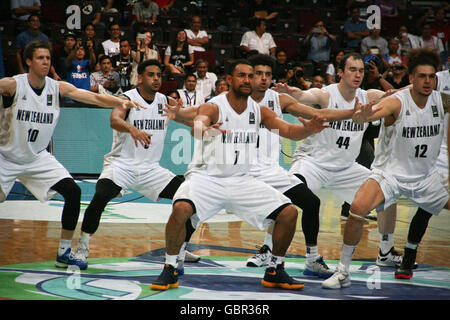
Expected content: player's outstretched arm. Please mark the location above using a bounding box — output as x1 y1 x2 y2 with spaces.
273 83 328 108
191 103 227 139
59 81 143 109
0 77 17 96
163 96 198 126
260 105 329 141
352 96 400 125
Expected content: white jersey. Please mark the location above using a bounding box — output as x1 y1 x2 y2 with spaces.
187 94 260 178
0 74 60 164
436 70 450 170
253 88 282 167
293 84 369 169
103 89 168 169
372 88 444 182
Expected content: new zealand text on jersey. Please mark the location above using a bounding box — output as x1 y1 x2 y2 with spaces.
16 109 54 124
402 124 441 138
329 120 364 131
133 119 165 130
221 130 258 144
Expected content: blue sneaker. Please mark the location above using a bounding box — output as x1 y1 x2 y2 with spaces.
304 256 334 279
68 247 89 270
55 248 71 268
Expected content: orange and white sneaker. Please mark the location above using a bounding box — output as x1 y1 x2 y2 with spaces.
150 264 179 291
261 264 304 290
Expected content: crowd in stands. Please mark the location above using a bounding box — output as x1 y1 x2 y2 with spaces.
1 0 449 107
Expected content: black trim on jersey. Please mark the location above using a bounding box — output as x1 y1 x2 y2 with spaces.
2 93 15 108
122 93 131 120
136 87 154 105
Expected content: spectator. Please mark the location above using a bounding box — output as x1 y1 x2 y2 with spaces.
361 26 388 56
287 65 309 90
240 18 277 57
15 14 52 75
111 39 138 92
132 0 159 29
383 62 409 89
185 15 209 52
81 23 105 63
361 55 393 91
417 23 446 64
65 42 96 103
273 48 293 83
154 0 176 15
344 6 369 51
90 55 121 95
11 0 41 22
395 25 419 56
53 31 77 81
382 38 407 68
102 23 121 58
209 77 229 100
167 89 181 101
164 29 194 76
249 0 278 27
130 31 161 86
193 59 217 101
177 73 205 108
71 0 103 30
431 8 450 53
374 0 399 17
325 50 344 84
304 20 336 63
311 75 324 88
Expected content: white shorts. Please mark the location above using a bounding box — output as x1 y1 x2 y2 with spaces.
369 168 449 215
249 163 302 194
289 158 370 204
99 162 175 201
0 151 72 203
173 172 292 231
435 151 449 190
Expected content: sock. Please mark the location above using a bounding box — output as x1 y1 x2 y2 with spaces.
79 233 91 249
339 244 356 273
165 253 178 268
305 245 319 263
177 242 188 268
405 241 418 250
264 233 273 251
379 233 394 254
268 255 284 268
58 239 72 255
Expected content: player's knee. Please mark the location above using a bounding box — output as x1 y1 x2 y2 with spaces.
349 201 367 217
277 204 298 224
172 200 194 222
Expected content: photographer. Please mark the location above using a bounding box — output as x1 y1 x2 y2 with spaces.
384 62 409 89
287 65 310 90
304 21 335 64
361 50 393 91
273 48 293 83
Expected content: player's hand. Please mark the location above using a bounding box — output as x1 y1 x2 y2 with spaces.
298 115 330 134
352 97 381 123
162 100 182 126
119 99 146 110
130 127 152 148
203 122 229 138
272 82 301 94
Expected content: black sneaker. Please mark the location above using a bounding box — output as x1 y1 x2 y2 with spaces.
151 264 179 290
340 202 350 220
395 247 417 280
261 263 304 290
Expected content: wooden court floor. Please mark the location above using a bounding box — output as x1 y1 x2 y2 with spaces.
1 189 449 269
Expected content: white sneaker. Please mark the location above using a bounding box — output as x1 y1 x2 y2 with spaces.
321 270 351 289
376 247 402 267
68 246 89 270
246 245 272 267
185 250 201 262
304 256 334 278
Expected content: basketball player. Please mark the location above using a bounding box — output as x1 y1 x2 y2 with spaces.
0 40 143 269
244 54 362 278
150 59 329 291
274 53 402 269
322 48 450 289
435 69 450 187
68 59 203 269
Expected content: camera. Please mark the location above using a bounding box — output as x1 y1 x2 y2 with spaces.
294 68 304 78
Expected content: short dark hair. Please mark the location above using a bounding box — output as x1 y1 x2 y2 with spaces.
338 52 363 71
227 58 252 75
248 53 274 70
406 48 441 74
27 14 40 22
185 73 197 81
99 55 112 64
23 40 52 62
137 59 162 74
